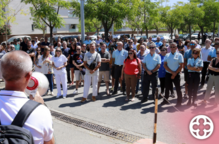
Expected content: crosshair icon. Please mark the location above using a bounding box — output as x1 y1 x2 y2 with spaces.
189 115 214 140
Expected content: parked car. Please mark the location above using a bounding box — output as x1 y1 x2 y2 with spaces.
91 32 110 39
112 34 130 39
49 35 63 42
151 35 164 42
1 35 31 44
135 35 147 41
207 32 217 39
191 33 199 39
61 35 79 41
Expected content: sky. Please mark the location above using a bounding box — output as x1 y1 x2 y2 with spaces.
152 0 190 6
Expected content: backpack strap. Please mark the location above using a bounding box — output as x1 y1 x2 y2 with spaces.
11 100 41 127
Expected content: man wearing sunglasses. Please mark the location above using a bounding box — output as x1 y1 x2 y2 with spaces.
141 42 161 103
201 39 213 88
208 41 219 62
161 42 184 107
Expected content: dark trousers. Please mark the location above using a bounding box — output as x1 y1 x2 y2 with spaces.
164 73 182 105
201 62 210 86
159 77 173 94
142 72 158 100
136 74 144 93
66 64 71 82
113 65 125 93
45 74 53 92
188 72 200 102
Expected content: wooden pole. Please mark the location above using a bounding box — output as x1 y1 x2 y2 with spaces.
153 88 158 144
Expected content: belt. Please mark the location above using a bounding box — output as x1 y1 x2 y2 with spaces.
115 65 123 67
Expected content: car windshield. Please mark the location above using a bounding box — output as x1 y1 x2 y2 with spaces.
151 35 157 38
193 33 198 35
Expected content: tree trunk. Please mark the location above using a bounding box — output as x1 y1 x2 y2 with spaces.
141 30 143 36
213 21 216 40
146 26 148 39
104 25 109 40
43 27 46 38
97 28 99 36
201 27 204 44
170 28 173 39
50 26 53 44
189 24 191 41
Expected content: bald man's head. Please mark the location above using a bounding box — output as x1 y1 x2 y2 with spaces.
1 51 32 81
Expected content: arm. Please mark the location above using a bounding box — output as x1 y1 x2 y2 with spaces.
187 65 203 71
121 63 125 80
151 64 160 73
207 55 212 62
29 52 35 57
73 60 81 70
84 61 91 71
44 137 55 144
164 62 174 74
184 58 187 68
208 59 219 72
142 63 152 75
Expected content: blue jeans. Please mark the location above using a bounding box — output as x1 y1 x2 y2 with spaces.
45 74 53 92
136 73 144 93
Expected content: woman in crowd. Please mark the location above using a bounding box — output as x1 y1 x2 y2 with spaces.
184 39 190 51
39 47 54 96
159 39 168 50
52 47 68 98
200 49 219 106
121 49 141 101
187 48 203 106
34 47 42 73
68 42 77 85
105 39 110 48
177 39 185 55
158 47 175 98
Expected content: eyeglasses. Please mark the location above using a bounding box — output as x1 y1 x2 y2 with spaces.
190 43 195 46
193 52 198 55
149 47 155 49
161 50 166 51
128 53 133 55
129 42 133 43
37 50 41 51
56 50 61 52
170 47 176 48
76 49 80 51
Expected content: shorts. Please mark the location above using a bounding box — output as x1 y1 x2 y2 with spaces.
99 71 110 82
184 68 188 82
69 63 75 69
75 70 84 81
111 66 115 78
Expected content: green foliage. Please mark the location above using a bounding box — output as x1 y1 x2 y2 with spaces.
0 25 11 35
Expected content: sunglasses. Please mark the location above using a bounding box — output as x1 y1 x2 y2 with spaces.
76 49 80 51
128 53 133 55
170 47 176 48
56 50 61 52
149 47 155 49
190 43 195 46
37 50 41 51
193 52 198 55
161 50 166 51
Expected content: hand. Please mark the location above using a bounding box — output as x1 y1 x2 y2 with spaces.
172 72 177 77
37 66 41 68
79 68 82 71
121 75 123 80
29 91 44 104
90 70 95 74
171 75 175 79
147 70 152 75
56 67 62 70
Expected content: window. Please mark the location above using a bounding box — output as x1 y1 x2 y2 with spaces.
70 24 76 29
32 24 34 31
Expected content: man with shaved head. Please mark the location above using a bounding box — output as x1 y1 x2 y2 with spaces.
0 51 55 144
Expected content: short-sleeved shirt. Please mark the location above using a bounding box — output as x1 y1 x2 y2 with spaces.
164 52 184 73
26 48 35 62
14 44 20 50
99 51 110 71
201 47 213 62
137 52 147 75
72 53 84 70
208 48 217 58
184 49 202 69
61 47 70 58
124 58 141 75
84 51 101 76
84 40 92 45
0 90 54 144
0 50 6 59
142 53 161 71
112 49 128 65
158 54 166 78
155 41 163 47
177 44 185 55
96 39 103 44
52 54 68 74
69 49 77 65
187 58 203 72
20 41 27 52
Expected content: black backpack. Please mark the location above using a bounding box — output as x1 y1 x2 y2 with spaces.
0 100 41 144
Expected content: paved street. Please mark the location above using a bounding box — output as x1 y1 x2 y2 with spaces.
0 72 218 144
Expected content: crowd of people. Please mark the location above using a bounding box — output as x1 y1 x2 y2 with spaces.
0 34 219 108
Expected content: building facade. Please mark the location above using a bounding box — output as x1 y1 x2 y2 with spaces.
8 0 79 35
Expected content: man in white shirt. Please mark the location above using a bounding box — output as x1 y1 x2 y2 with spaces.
195 39 201 49
95 36 103 44
201 39 213 87
0 51 55 144
133 38 139 50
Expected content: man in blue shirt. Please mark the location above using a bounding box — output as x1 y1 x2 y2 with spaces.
84 36 92 45
112 41 128 95
207 41 219 61
155 37 163 48
141 42 161 103
161 42 184 107
61 41 71 83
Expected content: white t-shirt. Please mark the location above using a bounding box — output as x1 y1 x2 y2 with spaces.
0 90 54 144
52 54 67 74
196 44 201 49
201 46 214 62
137 48 150 55
84 52 101 76
133 43 139 50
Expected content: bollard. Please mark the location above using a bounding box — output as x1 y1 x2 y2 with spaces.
153 88 159 144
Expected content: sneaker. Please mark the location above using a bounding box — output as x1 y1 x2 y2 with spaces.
170 93 175 98
51 92 54 96
160 101 168 105
73 90 78 94
63 96 66 99
130 98 135 102
110 87 114 91
81 98 87 103
92 96 96 102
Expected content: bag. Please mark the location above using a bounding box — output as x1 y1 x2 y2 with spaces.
80 68 86 75
0 100 41 144
88 53 98 70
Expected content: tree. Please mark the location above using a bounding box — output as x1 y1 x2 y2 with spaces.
32 17 47 37
182 2 204 40
22 0 70 43
71 0 140 39
203 0 219 39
